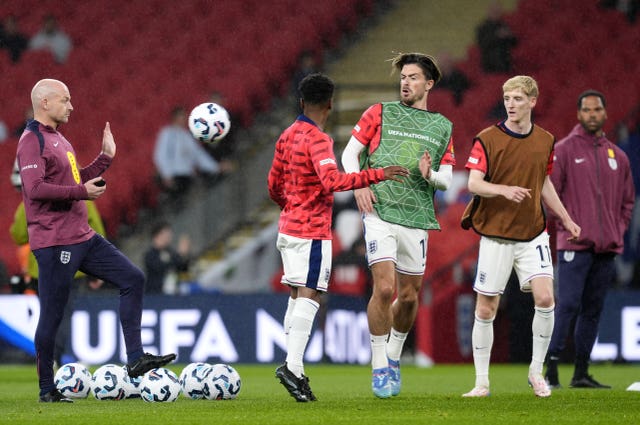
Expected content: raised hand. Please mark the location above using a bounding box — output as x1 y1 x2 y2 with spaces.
101 122 116 158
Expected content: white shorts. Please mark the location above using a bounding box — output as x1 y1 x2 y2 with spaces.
276 233 332 292
362 211 427 275
473 232 553 295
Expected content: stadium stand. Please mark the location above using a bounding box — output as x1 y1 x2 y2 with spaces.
1 0 638 289
0 0 376 276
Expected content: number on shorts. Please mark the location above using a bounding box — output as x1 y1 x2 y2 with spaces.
536 244 551 264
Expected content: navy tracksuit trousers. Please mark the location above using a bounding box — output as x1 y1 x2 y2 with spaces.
33 234 145 395
547 250 616 372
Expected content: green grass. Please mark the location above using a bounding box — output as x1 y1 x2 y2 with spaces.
1 363 639 424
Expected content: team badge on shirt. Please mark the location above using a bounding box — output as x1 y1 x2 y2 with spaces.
368 240 378 254
607 148 617 170
60 251 71 264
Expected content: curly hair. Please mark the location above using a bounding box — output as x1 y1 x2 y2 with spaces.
298 73 335 106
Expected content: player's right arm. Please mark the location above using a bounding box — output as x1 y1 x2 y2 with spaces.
466 139 531 202
468 169 531 202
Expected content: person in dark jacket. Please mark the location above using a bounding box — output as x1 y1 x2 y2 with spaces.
143 222 191 294
0 15 29 62
545 90 635 389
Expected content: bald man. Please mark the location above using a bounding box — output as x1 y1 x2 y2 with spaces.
16 79 176 403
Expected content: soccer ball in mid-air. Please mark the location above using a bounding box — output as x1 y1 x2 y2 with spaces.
188 102 231 143
54 362 92 399
180 362 213 399
140 368 182 402
203 363 242 400
92 364 128 400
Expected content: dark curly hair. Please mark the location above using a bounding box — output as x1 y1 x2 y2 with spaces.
298 73 335 106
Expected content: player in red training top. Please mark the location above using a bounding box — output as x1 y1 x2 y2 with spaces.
269 73 408 402
16 79 176 403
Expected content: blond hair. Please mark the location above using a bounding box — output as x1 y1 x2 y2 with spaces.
502 75 539 98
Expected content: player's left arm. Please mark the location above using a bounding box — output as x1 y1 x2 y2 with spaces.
420 136 455 190
101 122 116 158
314 136 383 193
80 122 113 182
541 175 581 240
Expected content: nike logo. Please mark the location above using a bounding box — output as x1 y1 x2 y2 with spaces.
474 346 487 350
574 158 585 164
541 264 551 268
53 141 59 147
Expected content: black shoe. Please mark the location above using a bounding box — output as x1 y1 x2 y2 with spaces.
544 369 561 389
126 352 177 377
39 389 73 403
299 375 317 401
275 363 311 402
569 375 611 389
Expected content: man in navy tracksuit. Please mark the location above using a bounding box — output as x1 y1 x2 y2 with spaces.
544 90 635 389
16 79 176 403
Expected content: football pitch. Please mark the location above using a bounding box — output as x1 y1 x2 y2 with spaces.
1 363 639 424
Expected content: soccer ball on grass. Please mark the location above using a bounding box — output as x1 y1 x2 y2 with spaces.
92 364 128 400
54 362 92 399
203 363 242 400
180 362 213 399
140 367 182 402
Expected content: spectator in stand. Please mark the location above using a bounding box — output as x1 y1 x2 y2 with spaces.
153 105 221 203
0 15 29 63
29 14 72 64
544 90 635 389
143 222 191 295
475 1 517 73
435 51 471 105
